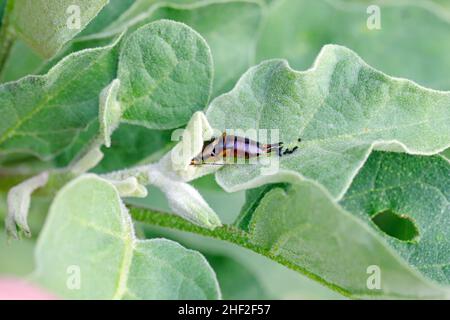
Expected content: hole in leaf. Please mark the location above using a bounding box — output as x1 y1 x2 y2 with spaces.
371 210 419 242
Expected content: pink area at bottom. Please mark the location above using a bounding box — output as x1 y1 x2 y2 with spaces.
0 278 56 300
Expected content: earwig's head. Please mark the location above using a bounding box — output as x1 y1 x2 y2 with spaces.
190 156 203 166
190 135 222 166
190 154 223 166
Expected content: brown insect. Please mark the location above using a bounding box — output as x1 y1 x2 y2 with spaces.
190 133 301 165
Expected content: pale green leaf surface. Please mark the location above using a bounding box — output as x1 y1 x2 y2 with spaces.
37 0 135 74
207 45 450 199
257 0 450 91
0 41 120 161
239 179 449 298
33 174 221 299
118 20 213 129
340 152 450 285
1 1 128 83
9 0 109 58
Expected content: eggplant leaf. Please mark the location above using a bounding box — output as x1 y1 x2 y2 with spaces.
33 174 221 299
9 0 109 58
118 20 213 129
207 45 450 199
341 152 450 285
236 178 449 299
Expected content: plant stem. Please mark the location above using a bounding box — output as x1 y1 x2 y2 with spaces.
128 205 353 298
130 205 252 245
0 0 15 74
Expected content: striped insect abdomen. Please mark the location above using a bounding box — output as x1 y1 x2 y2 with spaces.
221 135 265 159
190 133 290 165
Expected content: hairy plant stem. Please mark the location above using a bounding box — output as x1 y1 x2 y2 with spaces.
0 0 15 74
128 205 353 298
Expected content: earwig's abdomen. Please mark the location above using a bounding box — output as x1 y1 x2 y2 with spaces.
220 135 265 159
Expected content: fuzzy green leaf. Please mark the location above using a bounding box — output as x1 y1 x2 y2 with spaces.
237 179 449 299
118 20 213 129
9 0 109 58
340 152 450 285
207 45 450 199
33 174 221 299
0 41 120 161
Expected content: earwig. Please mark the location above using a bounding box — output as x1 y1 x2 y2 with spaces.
190 133 301 166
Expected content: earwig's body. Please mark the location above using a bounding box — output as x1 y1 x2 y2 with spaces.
190 133 299 165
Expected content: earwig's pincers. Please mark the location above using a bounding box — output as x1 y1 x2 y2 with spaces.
281 139 300 155
278 148 283 157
